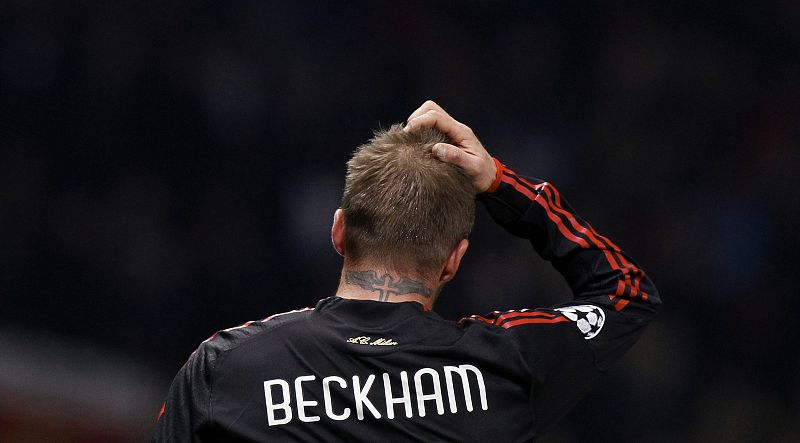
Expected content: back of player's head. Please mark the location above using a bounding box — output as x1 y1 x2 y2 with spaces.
341 124 475 277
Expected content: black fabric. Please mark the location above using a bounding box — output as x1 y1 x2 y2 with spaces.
153 161 661 442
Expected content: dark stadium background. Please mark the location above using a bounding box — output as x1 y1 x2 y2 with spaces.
1 1 798 441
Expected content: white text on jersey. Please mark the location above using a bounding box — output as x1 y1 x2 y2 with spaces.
263 364 488 426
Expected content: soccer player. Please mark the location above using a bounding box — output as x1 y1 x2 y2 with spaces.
153 101 661 441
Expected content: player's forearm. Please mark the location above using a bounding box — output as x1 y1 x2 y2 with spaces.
479 159 661 314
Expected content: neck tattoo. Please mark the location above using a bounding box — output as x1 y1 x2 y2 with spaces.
344 270 432 302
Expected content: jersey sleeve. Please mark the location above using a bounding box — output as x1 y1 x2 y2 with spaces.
465 158 662 432
152 343 215 442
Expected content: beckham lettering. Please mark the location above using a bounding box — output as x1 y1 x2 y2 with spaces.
263 365 488 426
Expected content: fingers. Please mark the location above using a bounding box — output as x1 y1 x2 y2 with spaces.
405 109 473 144
433 142 484 181
407 99 450 122
434 142 497 193
405 100 475 144
406 100 496 193
433 142 467 166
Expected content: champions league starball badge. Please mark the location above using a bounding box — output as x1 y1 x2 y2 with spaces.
555 305 606 340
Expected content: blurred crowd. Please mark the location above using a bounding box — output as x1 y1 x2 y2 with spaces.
1 1 798 441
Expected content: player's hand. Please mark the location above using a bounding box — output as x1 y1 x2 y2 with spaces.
404 100 497 194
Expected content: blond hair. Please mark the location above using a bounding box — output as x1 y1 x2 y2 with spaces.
341 124 475 276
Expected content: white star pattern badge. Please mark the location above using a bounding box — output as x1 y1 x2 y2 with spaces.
554 305 606 339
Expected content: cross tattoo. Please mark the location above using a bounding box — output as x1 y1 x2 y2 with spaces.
345 270 433 301
371 274 395 301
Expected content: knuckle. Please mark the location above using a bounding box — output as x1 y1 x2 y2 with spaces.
449 148 466 162
449 149 462 162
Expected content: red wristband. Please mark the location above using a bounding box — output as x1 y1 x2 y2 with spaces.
484 157 505 193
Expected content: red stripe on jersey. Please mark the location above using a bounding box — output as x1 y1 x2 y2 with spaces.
614 299 630 311
546 182 648 299
502 170 641 310
157 402 166 421
461 314 496 325
494 310 560 323
500 174 537 200
538 185 630 294
550 183 629 258
501 174 591 249
539 185 609 250
461 311 565 326
512 172 644 306
520 176 634 299
496 310 559 319
611 280 627 301
502 317 571 328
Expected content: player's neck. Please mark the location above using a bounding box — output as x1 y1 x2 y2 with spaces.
335 266 438 310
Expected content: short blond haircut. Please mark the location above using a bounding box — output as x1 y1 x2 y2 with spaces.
341 124 475 276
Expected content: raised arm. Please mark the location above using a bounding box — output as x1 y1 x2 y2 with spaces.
406 100 662 432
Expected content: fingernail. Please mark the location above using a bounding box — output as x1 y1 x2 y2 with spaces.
433 144 446 158
403 124 411 132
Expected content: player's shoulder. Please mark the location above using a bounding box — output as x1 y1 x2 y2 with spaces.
197 306 315 360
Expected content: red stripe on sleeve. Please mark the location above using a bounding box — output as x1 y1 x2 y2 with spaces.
545 183 648 299
614 299 631 311
500 174 592 249
613 280 626 299
538 185 630 282
502 317 571 328
528 179 640 298
463 314 496 325
493 310 560 324
500 174 538 200
518 174 643 304
502 170 641 310
495 311 568 327
461 310 568 327
496 310 559 319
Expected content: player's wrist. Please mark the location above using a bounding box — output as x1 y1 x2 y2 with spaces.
482 157 504 194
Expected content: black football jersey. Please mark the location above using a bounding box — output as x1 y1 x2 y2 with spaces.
153 160 661 442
